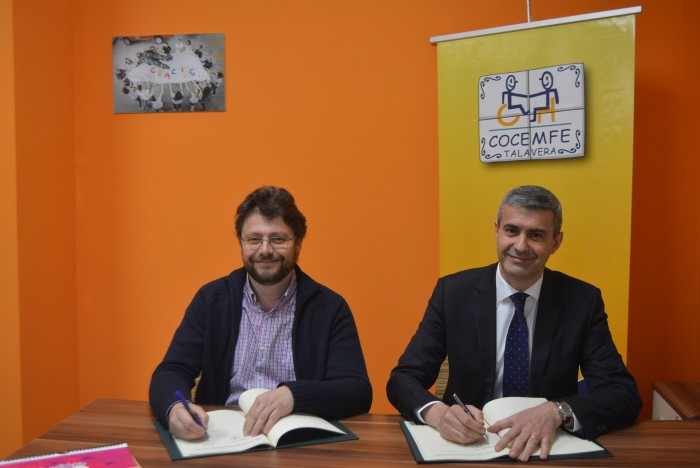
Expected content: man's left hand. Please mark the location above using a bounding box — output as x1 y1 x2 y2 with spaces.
488 401 561 462
243 386 294 436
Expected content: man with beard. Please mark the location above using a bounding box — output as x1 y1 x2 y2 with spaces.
150 186 372 440
386 185 641 463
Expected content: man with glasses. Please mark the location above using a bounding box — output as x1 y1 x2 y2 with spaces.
386 185 641 462
150 186 372 440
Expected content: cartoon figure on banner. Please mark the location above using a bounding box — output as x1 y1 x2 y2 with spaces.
498 74 529 126
529 71 559 123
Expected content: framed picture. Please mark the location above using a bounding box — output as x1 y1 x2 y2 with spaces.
112 33 225 114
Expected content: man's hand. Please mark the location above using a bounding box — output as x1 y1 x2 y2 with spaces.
422 402 487 445
243 386 295 436
488 401 561 462
168 402 209 440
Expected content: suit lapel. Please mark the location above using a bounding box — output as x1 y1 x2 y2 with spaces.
530 269 563 396
473 266 498 403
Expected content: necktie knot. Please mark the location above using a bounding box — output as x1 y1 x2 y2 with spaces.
510 292 529 312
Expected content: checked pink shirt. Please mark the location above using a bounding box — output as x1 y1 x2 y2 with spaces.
225 272 297 406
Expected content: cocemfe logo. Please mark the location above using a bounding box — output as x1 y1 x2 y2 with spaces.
478 64 585 163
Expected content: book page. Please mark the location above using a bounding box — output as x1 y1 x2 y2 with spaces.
546 430 604 457
238 388 345 447
403 422 505 461
482 397 604 457
266 413 345 446
403 398 606 462
238 388 269 414
173 410 271 457
482 397 547 437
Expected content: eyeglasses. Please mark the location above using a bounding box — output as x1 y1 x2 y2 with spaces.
239 236 295 250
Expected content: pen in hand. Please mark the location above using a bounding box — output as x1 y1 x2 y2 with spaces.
175 390 206 431
453 393 488 442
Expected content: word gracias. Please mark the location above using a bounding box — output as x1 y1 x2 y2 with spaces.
149 66 197 80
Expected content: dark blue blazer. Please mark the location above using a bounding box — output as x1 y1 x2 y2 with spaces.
386 263 641 439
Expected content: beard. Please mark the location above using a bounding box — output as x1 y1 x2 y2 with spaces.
244 252 296 286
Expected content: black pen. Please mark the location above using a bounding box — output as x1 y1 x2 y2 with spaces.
175 390 206 430
453 393 488 442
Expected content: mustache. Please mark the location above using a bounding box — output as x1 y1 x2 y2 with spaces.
506 249 536 259
253 252 281 261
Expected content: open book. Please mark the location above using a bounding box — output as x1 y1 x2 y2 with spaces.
155 388 358 460
401 397 610 463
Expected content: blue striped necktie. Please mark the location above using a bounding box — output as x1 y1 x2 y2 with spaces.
503 292 530 397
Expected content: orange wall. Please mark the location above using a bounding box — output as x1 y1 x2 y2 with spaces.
13 0 79 444
71 0 524 412
625 0 700 413
539 0 700 417
7 0 700 453
0 0 23 459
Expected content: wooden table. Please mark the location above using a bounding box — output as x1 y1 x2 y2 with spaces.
652 381 700 420
6 399 700 467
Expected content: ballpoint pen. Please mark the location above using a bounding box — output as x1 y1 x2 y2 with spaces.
453 393 489 442
175 390 206 430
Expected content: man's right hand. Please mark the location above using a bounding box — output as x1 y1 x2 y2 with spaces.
168 402 209 440
422 402 487 444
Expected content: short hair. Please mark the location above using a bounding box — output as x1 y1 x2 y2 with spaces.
497 185 563 236
235 186 307 240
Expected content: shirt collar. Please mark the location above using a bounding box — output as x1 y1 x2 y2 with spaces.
243 270 297 311
495 263 543 304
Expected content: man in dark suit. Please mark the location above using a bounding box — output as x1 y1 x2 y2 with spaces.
386 185 641 462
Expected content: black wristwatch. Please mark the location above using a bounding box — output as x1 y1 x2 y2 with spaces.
554 401 574 429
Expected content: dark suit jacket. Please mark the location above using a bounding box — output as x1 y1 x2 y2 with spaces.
386 264 641 439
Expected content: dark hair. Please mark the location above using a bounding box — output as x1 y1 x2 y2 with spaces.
497 185 563 236
235 186 307 240
174 91 183 100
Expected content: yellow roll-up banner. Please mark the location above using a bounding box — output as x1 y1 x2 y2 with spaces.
436 10 637 356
